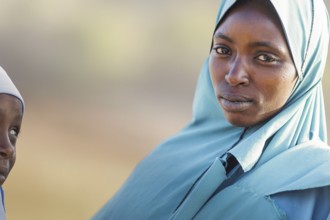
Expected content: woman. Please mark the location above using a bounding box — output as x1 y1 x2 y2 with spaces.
94 0 330 219
0 67 24 220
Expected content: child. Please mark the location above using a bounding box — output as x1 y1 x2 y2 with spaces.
0 66 24 220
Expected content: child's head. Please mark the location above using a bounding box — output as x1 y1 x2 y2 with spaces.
0 67 24 186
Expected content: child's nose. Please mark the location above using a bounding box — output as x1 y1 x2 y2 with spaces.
0 136 14 159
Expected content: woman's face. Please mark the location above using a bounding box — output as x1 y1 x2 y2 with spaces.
209 2 297 127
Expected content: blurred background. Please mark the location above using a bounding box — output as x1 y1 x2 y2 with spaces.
0 0 329 219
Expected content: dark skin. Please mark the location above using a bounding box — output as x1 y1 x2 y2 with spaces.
0 94 23 186
209 1 297 127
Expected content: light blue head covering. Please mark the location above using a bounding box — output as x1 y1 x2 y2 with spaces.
93 0 330 219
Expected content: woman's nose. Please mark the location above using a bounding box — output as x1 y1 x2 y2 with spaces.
225 58 249 87
0 136 14 159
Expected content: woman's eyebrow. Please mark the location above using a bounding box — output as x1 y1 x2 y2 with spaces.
214 32 286 55
213 32 234 43
248 41 285 54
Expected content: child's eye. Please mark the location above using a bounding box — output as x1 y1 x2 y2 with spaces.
256 54 278 63
9 127 19 137
213 46 231 55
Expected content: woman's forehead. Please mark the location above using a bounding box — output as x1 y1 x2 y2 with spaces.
218 0 282 29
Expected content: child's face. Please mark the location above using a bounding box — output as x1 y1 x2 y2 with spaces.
0 94 23 185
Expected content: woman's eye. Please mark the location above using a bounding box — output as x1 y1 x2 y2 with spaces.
257 54 278 63
213 46 231 55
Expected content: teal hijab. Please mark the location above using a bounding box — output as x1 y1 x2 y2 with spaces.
94 0 330 219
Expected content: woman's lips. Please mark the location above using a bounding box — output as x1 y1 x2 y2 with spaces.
218 94 253 112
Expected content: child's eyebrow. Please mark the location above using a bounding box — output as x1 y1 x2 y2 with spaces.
0 107 23 122
0 108 7 117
